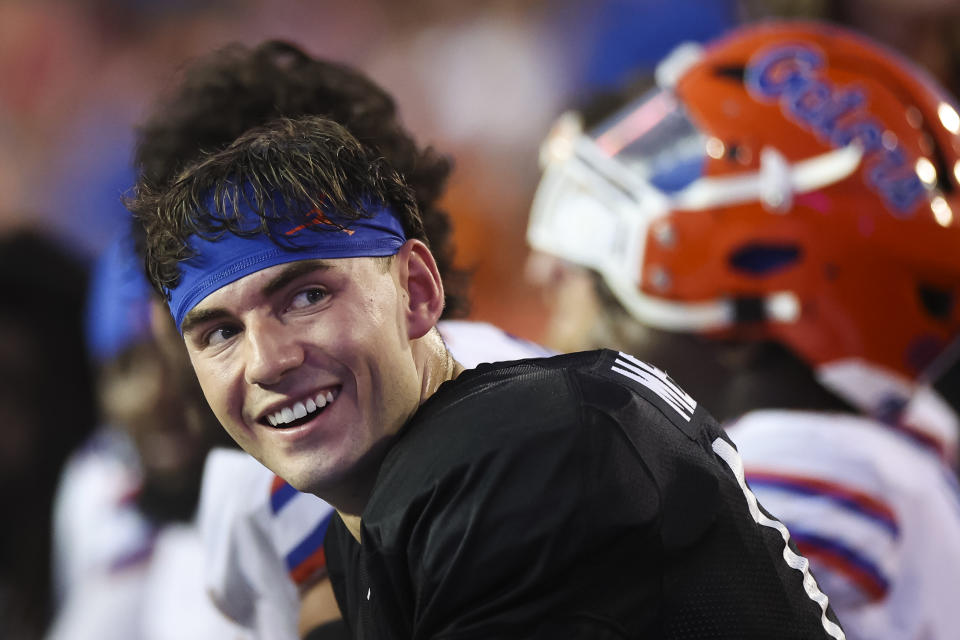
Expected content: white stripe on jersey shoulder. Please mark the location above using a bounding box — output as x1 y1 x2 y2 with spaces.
712 437 845 640
611 352 697 422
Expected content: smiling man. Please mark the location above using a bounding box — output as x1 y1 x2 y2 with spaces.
130 114 844 639
179 244 453 516
131 39 557 640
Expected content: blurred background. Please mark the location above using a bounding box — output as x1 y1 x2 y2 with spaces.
0 0 739 340
3 0 960 638
3 0 960 338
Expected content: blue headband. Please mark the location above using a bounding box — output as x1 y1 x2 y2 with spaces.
168 200 406 332
86 229 154 364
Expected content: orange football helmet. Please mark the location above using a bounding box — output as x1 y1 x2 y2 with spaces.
528 21 960 412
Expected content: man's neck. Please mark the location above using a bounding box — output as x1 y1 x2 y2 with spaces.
419 327 465 403
339 511 364 542
336 332 463 543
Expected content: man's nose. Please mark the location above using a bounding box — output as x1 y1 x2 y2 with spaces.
244 316 305 386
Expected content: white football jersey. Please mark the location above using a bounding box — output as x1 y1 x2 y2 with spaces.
48 428 249 640
198 448 324 640
727 408 960 640
51 428 151 606
198 320 552 638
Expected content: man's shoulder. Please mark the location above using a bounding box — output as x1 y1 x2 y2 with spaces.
393 348 710 459
445 348 708 436
406 349 607 438
367 350 714 520
431 347 683 398
361 352 582 519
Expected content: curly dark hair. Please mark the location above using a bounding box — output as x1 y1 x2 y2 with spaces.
133 39 468 316
130 116 424 296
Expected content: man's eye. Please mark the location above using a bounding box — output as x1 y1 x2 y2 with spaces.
206 325 240 347
289 287 328 311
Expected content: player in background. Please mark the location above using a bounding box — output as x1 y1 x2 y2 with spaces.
526 20 960 639
133 40 550 639
899 334 960 468
48 229 247 639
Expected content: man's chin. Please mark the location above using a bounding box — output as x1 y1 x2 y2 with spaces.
286 434 397 505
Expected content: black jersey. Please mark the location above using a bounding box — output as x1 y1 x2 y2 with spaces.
325 350 844 639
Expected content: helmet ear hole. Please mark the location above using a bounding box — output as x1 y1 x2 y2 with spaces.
917 284 955 321
729 244 801 276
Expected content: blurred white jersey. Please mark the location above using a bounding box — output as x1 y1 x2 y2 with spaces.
437 319 555 365
198 320 552 638
48 428 248 640
728 409 960 640
51 428 151 605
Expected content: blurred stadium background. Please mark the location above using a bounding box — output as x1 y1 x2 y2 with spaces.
1 0 959 340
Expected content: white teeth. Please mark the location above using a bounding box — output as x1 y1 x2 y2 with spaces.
267 389 336 427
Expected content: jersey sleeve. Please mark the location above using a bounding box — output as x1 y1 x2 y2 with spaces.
265 475 336 589
728 413 900 609
198 448 303 639
200 448 338 639
728 409 960 639
198 448 270 628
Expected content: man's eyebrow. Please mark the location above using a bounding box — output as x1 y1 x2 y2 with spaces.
181 307 232 337
181 261 332 336
261 260 332 298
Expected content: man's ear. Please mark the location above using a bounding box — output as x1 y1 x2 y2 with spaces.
398 239 444 340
